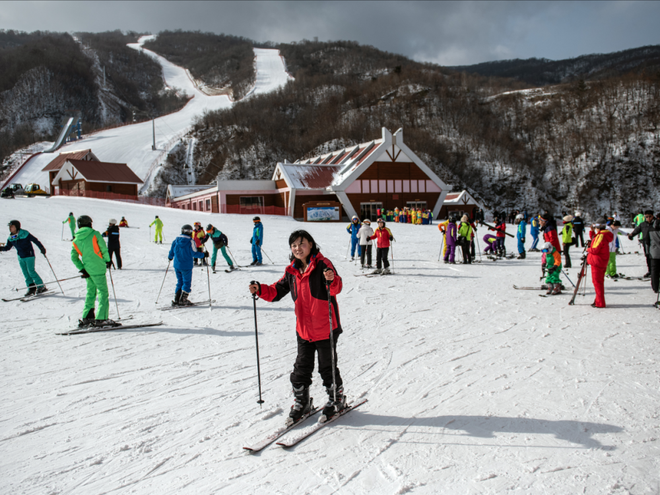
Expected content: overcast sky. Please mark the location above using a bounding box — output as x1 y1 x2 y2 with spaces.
2 1 659 66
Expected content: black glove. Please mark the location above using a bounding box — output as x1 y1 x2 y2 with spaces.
106 262 113 269
41 249 46 256
627 234 633 241
80 269 90 278
256 240 261 246
204 251 209 258
548 266 559 275
521 238 525 243
249 237 253 244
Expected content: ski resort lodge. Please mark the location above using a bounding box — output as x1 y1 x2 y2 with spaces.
167 127 456 221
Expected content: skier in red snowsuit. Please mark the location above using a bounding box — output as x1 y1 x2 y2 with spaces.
587 219 614 308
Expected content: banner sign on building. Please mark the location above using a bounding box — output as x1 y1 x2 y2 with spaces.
306 206 340 221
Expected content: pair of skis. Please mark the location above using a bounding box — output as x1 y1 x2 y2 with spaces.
2 289 53 303
158 299 215 311
243 399 367 453
57 321 163 335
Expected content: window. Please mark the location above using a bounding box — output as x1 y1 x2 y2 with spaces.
362 180 370 194
240 196 264 207
198 201 203 211
192 202 197 211
407 201 427 210
360 202 383 221
206 199 211 211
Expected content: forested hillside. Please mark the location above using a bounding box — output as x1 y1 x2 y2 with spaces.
179 40 660 217
143 31 255 100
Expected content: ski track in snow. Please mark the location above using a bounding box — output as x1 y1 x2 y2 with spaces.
1 197 659 494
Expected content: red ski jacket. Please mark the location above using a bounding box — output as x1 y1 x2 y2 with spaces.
490 222 506 238
543 228 561 252
370 226 394 248
587 229 613 269
258 253 342 342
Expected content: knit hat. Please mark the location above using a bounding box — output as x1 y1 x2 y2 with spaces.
563 215 573 222
595 217 608 228
109 219 117 225
461 215 469 222
363 219 371 224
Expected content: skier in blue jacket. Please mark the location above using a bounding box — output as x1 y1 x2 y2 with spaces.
346 216 362 260
168 224 206 306
516 214 527 259
529 215 540 251
250 216 264 265
0 220 47 296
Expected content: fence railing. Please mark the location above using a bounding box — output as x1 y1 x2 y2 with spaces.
55 188 166 207
222 205 288 216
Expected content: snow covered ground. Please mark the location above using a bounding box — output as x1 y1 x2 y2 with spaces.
1 196 659 494
5 40 292 194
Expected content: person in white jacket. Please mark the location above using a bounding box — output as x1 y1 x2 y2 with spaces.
606 220 629 278
357 219 374 268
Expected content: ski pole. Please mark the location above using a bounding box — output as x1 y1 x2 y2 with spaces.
261 247 274 264
206 262 212 310
61 223 64 241
390 242 395 273
108 266 120 319
475 235 482 262
325 277 338 406
226 246 240 267
561 269 576 288
438 236 444 262
43 254 66 295
250 281 265 407
155 259 171 304
14 275 80 291
345 239 350 260
149 226 152 242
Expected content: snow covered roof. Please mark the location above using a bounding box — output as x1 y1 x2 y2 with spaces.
443 190 485 209
42 149 98 172
275 164 340 190
166 185 214 201
53 160 143 185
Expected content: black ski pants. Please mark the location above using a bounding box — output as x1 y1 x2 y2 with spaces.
108 246 122 269
376 247 390 269
574 231 585 248
650 258 660 294
459 238 472 264
291 331 342 389
564 242 572 268
360 244 372 266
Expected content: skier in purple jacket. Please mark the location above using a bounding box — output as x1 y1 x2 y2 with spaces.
444 216 458 264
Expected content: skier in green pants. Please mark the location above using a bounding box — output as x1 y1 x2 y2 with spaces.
150 215 164 243
206 224 235 272
63 212 76 239
0 220 48 297
71 215 119 328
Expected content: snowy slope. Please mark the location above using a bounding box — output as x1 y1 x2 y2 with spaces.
5 39 292 194
1 197 659 494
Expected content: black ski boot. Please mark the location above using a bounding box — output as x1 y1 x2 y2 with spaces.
78 308 95 328
36 285 47 294
93 319 121 328
24 283 36 297
172 290 182 306
320 384 346 423
286 384 312 426
180 291 194 306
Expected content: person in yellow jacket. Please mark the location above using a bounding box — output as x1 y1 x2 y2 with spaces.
150 215 164 243
438 218 450 258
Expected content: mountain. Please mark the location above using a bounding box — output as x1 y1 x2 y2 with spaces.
448 45 660 87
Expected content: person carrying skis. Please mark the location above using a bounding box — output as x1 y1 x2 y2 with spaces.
529 214 540 251
102 219 122 269
561 215 574 268
206 224 234 272
250 216 264 266
346 216 362 260
192 222 208 266
457 215 473 264
628 210 655 278
587 218 614 308
572 212 585 248
489 216 507 257
357 219 374 268
118 217 129 228
150 216 164 244
71 215 118 328
541 241 563 295
168 224 206 306
516 213 527 259
248 230 345 424
369 218 394 274
63 212 76 239
0 220 47 297
444 216 458 264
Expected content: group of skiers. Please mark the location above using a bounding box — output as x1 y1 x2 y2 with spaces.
346 216 395 274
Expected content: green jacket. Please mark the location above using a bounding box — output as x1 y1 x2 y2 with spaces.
561 223 573 244
150 218 163 229
71 227 110 275
63 214 75 225
458 223 473 241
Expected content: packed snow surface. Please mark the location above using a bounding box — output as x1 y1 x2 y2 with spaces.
6 40 292 193
1 197 659 494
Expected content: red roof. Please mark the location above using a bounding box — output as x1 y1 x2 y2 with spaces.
65 159 143 184
42 150 95 172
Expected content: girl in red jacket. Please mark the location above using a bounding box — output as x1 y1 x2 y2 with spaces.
369 218 395 274
249 230 345 425
587 219 614 308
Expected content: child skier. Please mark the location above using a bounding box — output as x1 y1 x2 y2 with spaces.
444 216 457 264
457 215 473 264
206 224 234 272
250 216 263 266
192 222 208 266
541 241 563 295
150 216 164 244
561 215 573 268
489 216 507 257
483 233 498 254
63 212 76 239
0 220 47 297
369 218 394 274
357 219 374 268
102 219 122 269
168 224 206 306
346 216 362 260
516 214 527 259
248 230 345 424
606 220 629 278
70 215 118 328
529 215 540 251
587 219 614 308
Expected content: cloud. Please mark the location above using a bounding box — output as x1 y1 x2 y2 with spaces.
0 1 658 65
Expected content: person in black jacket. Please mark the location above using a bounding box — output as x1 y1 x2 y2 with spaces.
628 210 655 278
102 219 122 269
572 212 585 247
647 215 660 300
0 220 47 296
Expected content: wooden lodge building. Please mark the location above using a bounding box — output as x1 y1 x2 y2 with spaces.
167 127 452 221
42 149 100 190
51 159 143 198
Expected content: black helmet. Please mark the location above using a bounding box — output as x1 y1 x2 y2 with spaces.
77 215 93 229
206 224 214 232
253 216 261 222
155 215 159 219
181 224 193 235
8 220 20 231
69 212 73 216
